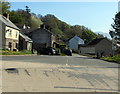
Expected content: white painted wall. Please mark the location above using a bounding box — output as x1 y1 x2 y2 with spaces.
5 26 19 40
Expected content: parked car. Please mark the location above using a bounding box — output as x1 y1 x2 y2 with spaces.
38 47 56 55
47 47 56 55
64 49 72 56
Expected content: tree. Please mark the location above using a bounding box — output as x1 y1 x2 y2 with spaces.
81 30 97 43
0 0 10 14
9 10 25 25
9 6 43 30
31 14 43 28
24 6 31 27
109 12 120 43
25 6 30 13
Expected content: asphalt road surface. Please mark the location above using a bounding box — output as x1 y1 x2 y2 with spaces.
1 54 120 92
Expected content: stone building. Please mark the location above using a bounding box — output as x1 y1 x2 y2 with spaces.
28 25 56 51
79 38 113 58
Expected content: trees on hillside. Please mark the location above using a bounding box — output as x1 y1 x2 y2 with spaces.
41 14 97 43
9 8 43 29
9 10 25 24
81 29 97 43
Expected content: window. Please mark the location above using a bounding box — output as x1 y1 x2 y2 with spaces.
6 29 12 37
16 32 18 38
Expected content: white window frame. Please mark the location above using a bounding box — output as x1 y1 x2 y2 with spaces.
6 29 12 37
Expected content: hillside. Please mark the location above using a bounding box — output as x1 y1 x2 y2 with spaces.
8 9 97 43
40 14 97 43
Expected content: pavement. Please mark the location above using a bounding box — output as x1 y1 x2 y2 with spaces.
1 54 119 92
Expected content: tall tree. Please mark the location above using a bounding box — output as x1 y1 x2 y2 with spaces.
24 6 31 27
109 12 120 43
25 6 30 13
0 0 10 14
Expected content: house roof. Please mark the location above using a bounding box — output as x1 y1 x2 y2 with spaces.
88 38 105 46
20 31 33 42
79 38 111 47
28 28 52 36
68 35 84 41
0 14 20 30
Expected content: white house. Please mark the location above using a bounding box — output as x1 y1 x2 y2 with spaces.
68 35 84 51
0 14 20 51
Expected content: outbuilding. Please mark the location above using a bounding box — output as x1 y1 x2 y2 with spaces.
68 35 84 51
79 38 113 58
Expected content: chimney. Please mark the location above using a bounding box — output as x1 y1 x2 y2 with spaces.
40 24 45 29
3 13 9 19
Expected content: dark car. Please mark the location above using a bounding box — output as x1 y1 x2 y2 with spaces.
46 47 56 55
64 49 72 56
38 47 56 55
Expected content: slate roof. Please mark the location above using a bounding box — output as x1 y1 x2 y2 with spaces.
20 31 33 42
0 14 20 30
28 28 53 36
87 38 105 46
79 38 111 47
68 35 84 41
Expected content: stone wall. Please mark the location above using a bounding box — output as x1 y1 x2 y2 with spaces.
95 39 112 57
6 38 18 51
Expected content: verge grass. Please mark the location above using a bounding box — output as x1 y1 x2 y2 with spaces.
1 50 33 55
101 54 120 63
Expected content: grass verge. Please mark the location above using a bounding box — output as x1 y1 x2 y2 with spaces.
101 54 120 63
0 50 33 55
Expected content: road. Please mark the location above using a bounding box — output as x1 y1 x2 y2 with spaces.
1 54 119 92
